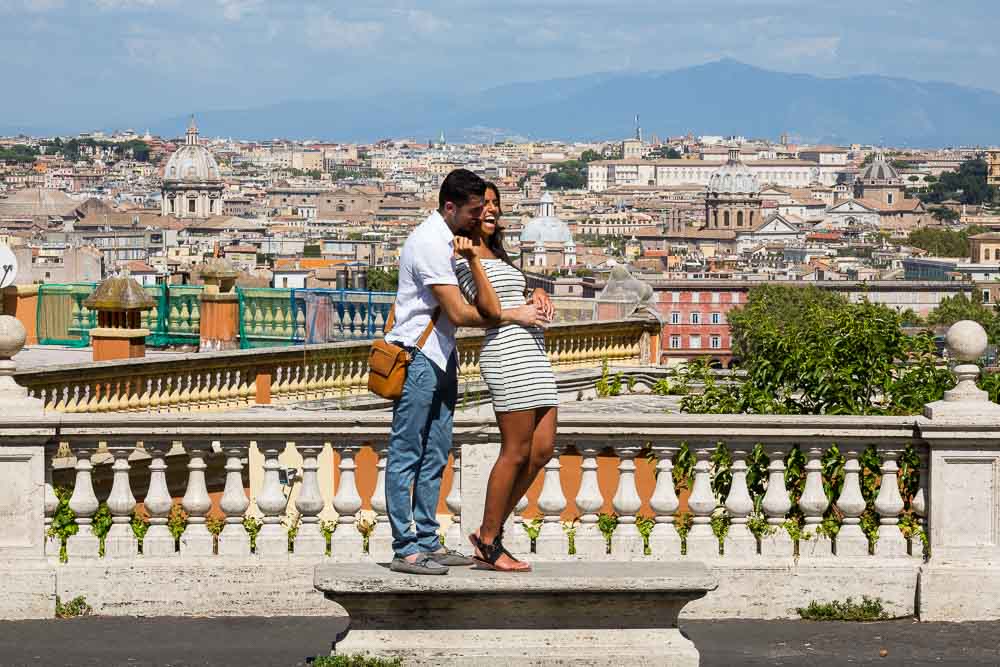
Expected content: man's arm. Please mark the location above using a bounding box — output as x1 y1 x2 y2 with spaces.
458 252 501 321
430 284 541 329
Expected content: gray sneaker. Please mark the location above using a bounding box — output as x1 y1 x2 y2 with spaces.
426 547 475 567
389 553 449 575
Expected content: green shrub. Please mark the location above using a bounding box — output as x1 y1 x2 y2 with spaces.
797 596 890 621
311 655 403 667
55 595 93 619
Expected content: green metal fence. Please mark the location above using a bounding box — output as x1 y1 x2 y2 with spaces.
37 282 203 348
37 283 99 347
236 287 395 349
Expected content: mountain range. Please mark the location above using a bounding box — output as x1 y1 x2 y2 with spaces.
11 60 1000 146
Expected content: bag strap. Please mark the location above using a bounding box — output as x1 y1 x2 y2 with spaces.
383 304 441 350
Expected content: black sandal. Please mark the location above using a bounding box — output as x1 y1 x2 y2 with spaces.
468 532 505 570
496 528 532 571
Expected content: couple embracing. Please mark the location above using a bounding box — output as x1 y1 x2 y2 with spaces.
383 169 558 575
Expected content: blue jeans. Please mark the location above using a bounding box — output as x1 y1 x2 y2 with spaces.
386 349 457 557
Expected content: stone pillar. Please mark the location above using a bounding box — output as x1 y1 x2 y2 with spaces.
199 292 239 352
919 321 1000 620
2 285 38 345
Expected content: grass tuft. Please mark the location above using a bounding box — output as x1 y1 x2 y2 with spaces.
55 595 93 619
796 595 890 621
310 655 403 667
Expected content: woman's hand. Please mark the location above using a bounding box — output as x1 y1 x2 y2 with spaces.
454 236 479 261
527 288 555 321
506 303 546 328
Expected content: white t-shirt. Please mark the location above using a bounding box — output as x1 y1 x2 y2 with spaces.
385 210 459 372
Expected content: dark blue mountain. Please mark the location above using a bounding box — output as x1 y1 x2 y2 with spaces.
143 59 1000 146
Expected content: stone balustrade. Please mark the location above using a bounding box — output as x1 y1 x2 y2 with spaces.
13 317 659 413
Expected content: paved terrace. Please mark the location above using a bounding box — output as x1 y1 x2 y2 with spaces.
1 617 998 666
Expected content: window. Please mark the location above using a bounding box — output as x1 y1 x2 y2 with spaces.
669 335 681 349
671 311 680 324
985 249 990 262
690 312 701 325
711 292 720 303
689 335 702 349
887 193 894 205
737 211 744 227
723 211 730 226
711 312 721 324
691 292 700 303
731 292 741 304
188 199 196 213
983 289 991 304
169 198 175 213
281 277 289 288
710 336 722 349
209 199 215 214
671 291 680 303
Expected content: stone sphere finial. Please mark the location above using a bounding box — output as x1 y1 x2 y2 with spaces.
945 320 988 362
0 314 26 361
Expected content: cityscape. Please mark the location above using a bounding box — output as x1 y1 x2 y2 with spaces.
4 2 1000 666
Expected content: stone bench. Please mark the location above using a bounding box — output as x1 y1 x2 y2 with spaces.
314 561 717 666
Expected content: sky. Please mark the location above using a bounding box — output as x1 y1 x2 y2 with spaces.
1 0 999 133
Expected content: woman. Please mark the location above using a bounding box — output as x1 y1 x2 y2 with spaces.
455 182 558 572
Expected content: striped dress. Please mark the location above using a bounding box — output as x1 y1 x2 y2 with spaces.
454 258 558 413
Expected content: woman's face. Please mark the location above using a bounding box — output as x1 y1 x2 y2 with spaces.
479 188 501 238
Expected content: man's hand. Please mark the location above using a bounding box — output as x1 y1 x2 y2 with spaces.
454 236 478 261
527 288 555 321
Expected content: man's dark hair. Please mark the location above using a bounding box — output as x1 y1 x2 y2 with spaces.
439 168 486 210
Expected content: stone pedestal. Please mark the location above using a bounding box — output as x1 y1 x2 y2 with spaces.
315 561 716 666
91 327 148 362
199 292 239 352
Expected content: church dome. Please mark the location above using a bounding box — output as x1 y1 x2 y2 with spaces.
708 147 759 195
163 117 220 183
860 153 900 183
521 190 573 245
521 216 573 244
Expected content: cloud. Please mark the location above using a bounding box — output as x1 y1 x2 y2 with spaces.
306 12 383 50
779 36 841 60
217 0 261 22
92 0 162 8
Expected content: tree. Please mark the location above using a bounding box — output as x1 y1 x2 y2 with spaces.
0 144 39 164
680 285 954 416
906 225 987 257
925 294 1000 343
517 170 539 189
580 150 603 163
367 267 399 292
928 206 960 223
649 146 682 159
920 158 995 206
543 160 586 190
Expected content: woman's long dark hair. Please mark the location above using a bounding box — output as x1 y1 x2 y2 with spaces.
482 181 513 265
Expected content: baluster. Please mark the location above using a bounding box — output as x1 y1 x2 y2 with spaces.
760 446 794 556
256 441 290 556
507 494 531 555
573 446 606 557
208 371 222 408
66 442 100 558
535 447 567 556
445 444 462 549
143 440 176 556
874 448 907 558
43 448 60 556
910 448 928 559
723 447 758 558
834 447 869 556
218 441 250 556
649 450 681 558
331 446 364 558
104 441 138 558
798 446 832 558
368 443 392 560
611 447 644 557
685 446 718 558
294 444 326 555
180 441 214 555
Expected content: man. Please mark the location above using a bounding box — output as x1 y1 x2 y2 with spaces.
385 169 543 575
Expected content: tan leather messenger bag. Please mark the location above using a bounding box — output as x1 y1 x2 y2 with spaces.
367 305 440 400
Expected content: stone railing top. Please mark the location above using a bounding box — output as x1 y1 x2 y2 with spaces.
13 316 658 382
315 561 718 595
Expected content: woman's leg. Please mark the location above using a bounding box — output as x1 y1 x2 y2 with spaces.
478 409 535 546
502 406 557 520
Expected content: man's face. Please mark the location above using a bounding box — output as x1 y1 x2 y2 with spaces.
445 195 484 232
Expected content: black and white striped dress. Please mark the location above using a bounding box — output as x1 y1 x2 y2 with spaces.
454 258 558 413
